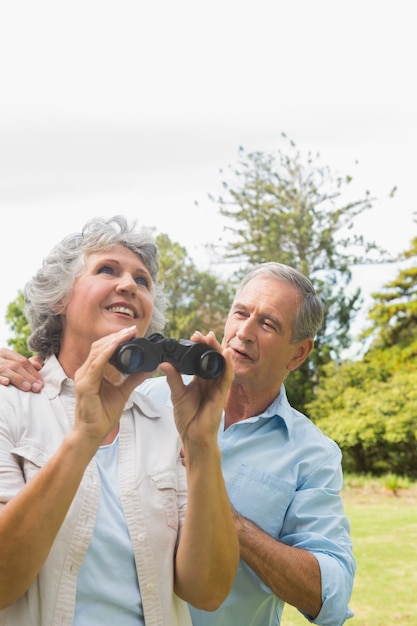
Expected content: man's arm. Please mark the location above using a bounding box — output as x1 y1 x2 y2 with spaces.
233 509 322 618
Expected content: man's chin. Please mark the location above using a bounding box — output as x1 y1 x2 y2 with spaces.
231 358 253 377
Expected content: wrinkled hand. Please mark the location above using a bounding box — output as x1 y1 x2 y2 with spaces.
159 331 234 445
73 327 153 444
0 348 44 392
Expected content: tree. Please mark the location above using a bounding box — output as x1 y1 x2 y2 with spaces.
307 226 417 477
307 357 417 477
361 218 417 356
209 133 394 411
6 291 33 357
156 233 233 340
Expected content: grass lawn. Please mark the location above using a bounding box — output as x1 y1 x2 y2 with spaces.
282 478 417 626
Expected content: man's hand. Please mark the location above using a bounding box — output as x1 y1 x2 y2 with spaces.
0 348 44 392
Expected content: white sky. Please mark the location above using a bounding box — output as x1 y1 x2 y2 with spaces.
0 0 416 349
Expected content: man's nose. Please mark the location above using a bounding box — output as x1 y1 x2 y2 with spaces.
236 318 255 342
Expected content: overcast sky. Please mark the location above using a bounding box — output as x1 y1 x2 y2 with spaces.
0 0 416 349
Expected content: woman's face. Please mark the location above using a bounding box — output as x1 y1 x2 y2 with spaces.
61 244 154 356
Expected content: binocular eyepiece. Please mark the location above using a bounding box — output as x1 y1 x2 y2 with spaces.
110 333 225 379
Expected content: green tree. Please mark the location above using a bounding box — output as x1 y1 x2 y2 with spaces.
156 232 233 340
307 225 417 476
6 291 32 357
307 356 417 477
361 220 417 356
210 134 393 410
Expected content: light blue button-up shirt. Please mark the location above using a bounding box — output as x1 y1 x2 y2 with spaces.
139 377 356 626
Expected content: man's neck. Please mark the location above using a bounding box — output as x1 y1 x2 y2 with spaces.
223 382 281 430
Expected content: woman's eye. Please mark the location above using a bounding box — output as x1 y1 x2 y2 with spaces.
97 265 114 275
135 276 150 287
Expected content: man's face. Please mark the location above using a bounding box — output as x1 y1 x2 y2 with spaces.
222 276 312 396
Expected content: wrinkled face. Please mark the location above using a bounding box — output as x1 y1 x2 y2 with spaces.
222 276 312 397
61 245 154 355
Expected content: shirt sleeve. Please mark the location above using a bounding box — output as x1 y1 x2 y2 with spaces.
0 393 25 507
280 446 356 626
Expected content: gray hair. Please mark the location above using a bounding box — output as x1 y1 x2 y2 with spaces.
24 215 168 359
234 262 324 341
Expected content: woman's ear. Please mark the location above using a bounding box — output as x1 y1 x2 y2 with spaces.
52 301 65 315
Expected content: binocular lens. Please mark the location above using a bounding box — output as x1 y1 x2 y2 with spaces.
199 351 224 378
117 346 144 373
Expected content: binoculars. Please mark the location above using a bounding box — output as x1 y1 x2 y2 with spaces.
110 333 225 379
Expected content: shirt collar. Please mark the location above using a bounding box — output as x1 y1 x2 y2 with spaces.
42 355 71 399
257 384 294 437
42 354 164 419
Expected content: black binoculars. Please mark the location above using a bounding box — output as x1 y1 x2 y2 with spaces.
110 333 225 379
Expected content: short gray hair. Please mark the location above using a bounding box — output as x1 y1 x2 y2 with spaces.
25 215 168 359
234 262 324 341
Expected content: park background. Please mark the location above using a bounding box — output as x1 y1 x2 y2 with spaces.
1 2 416 624
0 1 416 348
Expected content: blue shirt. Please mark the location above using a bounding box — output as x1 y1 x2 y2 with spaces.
139 377 356 626
75 436 145 625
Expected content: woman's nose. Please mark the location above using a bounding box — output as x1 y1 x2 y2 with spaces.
116 273 137 294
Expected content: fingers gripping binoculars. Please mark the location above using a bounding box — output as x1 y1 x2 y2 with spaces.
110 333 225 379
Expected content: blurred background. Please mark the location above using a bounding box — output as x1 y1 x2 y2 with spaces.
0 0 415 346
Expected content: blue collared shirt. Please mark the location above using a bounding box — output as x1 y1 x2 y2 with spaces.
139 378 356 626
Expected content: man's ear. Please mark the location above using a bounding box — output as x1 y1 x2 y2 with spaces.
287 338 314 372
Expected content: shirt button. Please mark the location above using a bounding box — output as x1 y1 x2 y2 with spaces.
146 583 154 592
138 533 145 542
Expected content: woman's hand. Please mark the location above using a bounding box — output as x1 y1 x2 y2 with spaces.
167 332 239 608
73 326 153 445
159 331 234 446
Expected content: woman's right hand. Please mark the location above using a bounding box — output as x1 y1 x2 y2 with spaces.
0 348 44 392
73 327 152 446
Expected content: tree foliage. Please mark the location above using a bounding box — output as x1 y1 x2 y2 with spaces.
212 137 383 274
308 222 417 477
307 356 417 477
361 226 417 355
209 133 393 410
6 291 33 357
156 232 233 340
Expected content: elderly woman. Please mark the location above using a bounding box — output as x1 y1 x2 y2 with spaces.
0 215 238 625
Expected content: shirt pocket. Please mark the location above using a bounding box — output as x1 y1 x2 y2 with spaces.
229 464 295 537
150 469 179 531
12 441 50 483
